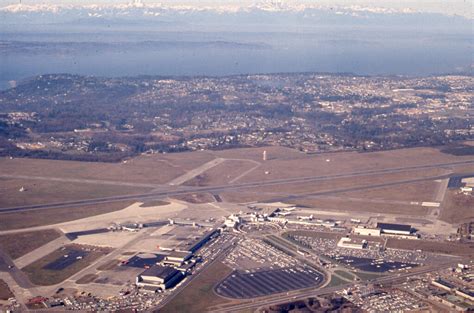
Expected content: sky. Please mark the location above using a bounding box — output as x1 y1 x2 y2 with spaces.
0 0 472 17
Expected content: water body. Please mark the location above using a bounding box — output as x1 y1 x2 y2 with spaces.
1 30 472 90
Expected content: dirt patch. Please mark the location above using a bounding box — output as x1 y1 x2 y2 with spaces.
0 200 134 231
0 229 61 259
0 279 14 300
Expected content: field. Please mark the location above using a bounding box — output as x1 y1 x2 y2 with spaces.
0 200 134 230
439 190 474 224
183 159 259 186
284 231 342 240
160 261 232 313
76 274 98 284
221 167 448 210
22 244 112 285
0 151 214 185
0 177 146 208
0 229 61 259
171 193 215 204
0 279 14 300
223 147 474 184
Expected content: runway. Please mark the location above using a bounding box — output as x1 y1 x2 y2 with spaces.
1 159 473 214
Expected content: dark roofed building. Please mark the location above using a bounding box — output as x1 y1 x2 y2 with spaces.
136 265 183 291
376 223 412 235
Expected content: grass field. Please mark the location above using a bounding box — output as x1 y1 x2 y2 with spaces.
283 230 342 240
0 200 134 231
0 151 214 185
0 177 147 208
221 167 447 216
340 180 441 202
352 271 385 281
183 159 259 186
22 244 111 285
333 270 356 281
97 259 120 271
76 274 98 284
0 229 61 259
326 275 347 288
160 261 232 313
172 193 215 203
231 146 474 184
0 279 14 300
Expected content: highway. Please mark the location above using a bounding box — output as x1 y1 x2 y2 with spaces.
1 160 473 214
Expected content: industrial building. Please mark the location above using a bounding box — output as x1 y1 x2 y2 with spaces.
376 223 412 235
162 251 192 267
136 265 184 292
432 278 456 292
353 226 381 237
187 229 220 253
337 237 367 250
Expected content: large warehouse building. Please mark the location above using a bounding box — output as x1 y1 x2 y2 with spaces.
376 223 412 235
136 265 184 292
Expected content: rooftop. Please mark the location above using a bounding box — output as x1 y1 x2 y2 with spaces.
140 265 179 280
376 223 411 232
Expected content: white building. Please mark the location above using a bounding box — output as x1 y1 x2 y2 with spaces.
353 226 381 237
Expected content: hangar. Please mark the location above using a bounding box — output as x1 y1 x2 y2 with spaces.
136 265 184 291
376 223 412 235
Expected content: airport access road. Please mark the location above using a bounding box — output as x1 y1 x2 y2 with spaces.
1 160 474 214
208 260 457 313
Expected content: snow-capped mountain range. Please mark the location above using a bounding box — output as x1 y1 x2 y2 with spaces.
0 0 470 29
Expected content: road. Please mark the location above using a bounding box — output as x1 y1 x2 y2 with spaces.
1 160 473 215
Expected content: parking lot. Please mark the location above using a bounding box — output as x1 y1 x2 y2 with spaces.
224 238 297 270
334 256 417 273
215 266 324 299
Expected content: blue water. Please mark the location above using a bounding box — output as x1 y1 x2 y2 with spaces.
1 30 472 89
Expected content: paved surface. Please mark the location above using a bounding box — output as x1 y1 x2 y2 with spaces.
2 160 473 215
166 158 225 186
14 235 71 269
0 250 33 289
